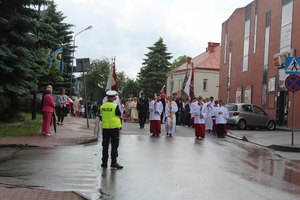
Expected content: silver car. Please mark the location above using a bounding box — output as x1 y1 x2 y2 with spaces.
226 103 276 130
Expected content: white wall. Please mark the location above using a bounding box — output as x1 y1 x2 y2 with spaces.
166 70 219 99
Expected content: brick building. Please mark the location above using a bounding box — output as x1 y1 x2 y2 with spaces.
219 0 300 127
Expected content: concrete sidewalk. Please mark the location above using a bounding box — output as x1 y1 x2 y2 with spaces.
0 117 98 200
0 117 98 148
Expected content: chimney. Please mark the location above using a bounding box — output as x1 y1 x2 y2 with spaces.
207 42 220 53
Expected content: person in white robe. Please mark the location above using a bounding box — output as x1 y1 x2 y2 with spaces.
194 101 208 139
205 97 215 132
214 102 229 138
165 96 178 137
149 95 163 136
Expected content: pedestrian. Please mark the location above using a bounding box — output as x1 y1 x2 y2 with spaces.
178 97 184 125
189 97 198 128
158 92 166 124
41 87 56 137
137 92 149 128
40 85 52 111
193 99 207 139
74 93 83 118
85 100 91 118
172 93 180 125
165 96 178 137
130 97 138 123
214 100 229 138
184 98 191 127
92 101 99 119
100 90 123 169
149 94 163 136
57 88 68 125
125 98 132 122
212 100 219 135
205 96 214 132
222 102 229 135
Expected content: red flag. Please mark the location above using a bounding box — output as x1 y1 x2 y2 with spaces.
106 59 118 92
160 85 167 99
189 68 195 100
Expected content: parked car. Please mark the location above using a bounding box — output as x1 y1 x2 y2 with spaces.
226 103 276 130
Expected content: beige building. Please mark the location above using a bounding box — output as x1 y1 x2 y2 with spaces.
166 42 220 100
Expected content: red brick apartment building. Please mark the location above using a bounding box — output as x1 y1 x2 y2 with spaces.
219 0 300 128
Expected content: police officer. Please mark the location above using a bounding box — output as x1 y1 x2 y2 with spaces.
100 90 123 169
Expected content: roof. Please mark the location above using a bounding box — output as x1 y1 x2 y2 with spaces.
170 43 221 73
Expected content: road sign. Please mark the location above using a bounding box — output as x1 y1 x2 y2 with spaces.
285 74 300 92
285 57 300 74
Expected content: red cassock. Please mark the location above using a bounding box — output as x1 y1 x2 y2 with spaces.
194 124 205 137
150 120 161 134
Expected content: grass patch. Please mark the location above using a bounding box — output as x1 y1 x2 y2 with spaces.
0 113 42 138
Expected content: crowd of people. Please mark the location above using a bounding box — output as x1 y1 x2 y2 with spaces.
40 85 229 139
121 92 229 139
40 86 229 169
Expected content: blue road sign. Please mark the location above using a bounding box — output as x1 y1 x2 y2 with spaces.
285 57 300 74
285 74 300 92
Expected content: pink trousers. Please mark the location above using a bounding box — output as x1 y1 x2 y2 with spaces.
42 111 52 134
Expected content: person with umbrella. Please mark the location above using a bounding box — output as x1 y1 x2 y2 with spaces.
41 87 56 136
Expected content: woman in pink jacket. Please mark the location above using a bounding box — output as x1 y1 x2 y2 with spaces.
42 88 56 136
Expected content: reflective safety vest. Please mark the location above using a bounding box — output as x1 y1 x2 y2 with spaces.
100 102 122 129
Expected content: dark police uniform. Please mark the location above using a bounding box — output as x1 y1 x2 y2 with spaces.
100 91 123 169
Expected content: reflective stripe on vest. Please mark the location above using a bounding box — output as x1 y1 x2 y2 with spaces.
101 102 122 128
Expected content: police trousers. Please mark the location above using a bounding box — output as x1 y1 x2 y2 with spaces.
102 128 120 164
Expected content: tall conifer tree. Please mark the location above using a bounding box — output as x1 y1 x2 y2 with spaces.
0 0 51 120
39 1 74 94
138 37 172 97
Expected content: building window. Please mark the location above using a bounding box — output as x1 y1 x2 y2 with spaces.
242 4 252 72
253 0 258 54
280 0 293 52
223 21 228 64
228 40 233 90
203 79 207 91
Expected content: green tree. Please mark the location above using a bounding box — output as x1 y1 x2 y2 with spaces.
170 55 190 70
138 37 172 97
38 0 74 94
80 58 137 104
116 71 129 97
0 0 52 121
81 58 111 103
122 79 141 99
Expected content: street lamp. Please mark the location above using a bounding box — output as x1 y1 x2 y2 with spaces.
69 25 93 97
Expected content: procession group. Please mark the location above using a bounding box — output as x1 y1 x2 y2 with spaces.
118 92 229 139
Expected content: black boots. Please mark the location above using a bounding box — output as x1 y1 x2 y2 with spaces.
101 163 108 168
101 162 123 169
111 163 123 169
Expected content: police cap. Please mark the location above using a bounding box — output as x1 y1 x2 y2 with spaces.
106 90 117 97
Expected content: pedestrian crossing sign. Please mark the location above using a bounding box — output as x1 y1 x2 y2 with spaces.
285 57 300 74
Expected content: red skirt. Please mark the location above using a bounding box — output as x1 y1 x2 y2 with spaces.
212 119 217 132
150 120 161 134
194 124 205 137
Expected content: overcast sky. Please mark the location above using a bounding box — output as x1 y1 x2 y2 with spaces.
56 0 252 79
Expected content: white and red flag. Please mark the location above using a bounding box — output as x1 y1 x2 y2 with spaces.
106 57 118 92
160 85 167 99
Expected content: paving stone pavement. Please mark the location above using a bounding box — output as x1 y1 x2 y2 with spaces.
0 117 98 200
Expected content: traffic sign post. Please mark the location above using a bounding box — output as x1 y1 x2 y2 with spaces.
285 74 300 145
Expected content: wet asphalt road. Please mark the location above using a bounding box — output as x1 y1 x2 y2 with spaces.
0 122 300 200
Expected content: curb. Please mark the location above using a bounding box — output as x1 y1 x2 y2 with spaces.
267 144 300 152
0 144 40 148
227 131 300 152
